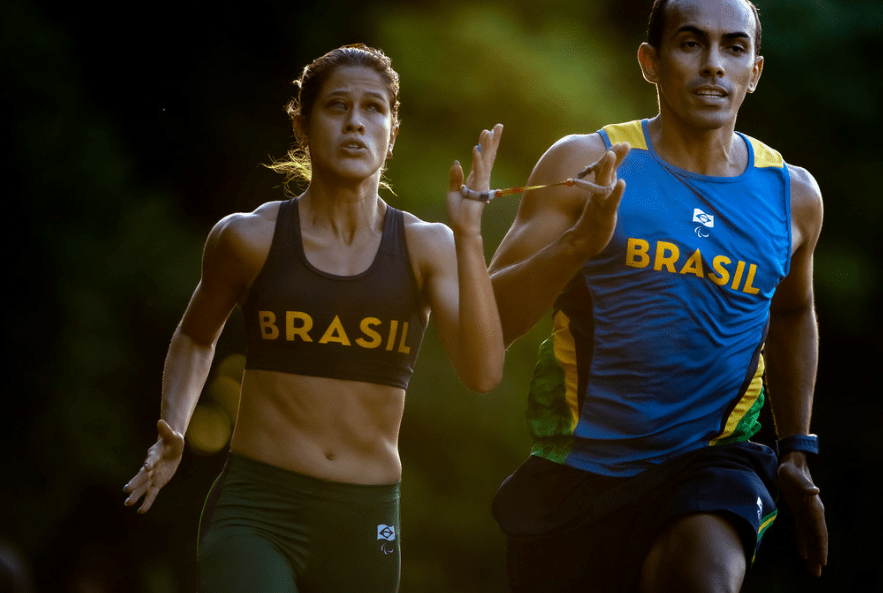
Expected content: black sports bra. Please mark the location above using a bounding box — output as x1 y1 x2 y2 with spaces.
241 198 426 389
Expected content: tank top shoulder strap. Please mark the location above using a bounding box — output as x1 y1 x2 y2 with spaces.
378 205 405 258
379 205 423 323
244 198 296 310
272 197 299 258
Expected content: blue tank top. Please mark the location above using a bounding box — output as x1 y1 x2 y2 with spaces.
527 119 792 477
241 198 426 389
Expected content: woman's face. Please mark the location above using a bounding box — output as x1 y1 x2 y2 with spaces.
302 65 397 185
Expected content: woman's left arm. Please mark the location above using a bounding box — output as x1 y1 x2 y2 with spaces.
415 125 506 393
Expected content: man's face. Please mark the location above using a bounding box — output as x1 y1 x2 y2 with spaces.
646 0 763 131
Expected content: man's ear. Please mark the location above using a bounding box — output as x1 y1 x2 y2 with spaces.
638 42 660 85
747 55 764 93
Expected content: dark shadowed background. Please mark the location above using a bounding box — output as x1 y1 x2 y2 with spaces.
3 0 880 591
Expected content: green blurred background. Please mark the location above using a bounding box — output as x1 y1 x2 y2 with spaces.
3 0 880 590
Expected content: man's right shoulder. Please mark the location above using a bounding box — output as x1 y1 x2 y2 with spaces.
545 118 647 157
551 132 609 151
519 132 612 218
538 132 609 176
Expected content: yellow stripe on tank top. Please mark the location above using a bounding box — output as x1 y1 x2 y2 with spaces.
745 136 785 169
601 120 649 151
552 310 582 432
710 352 765 445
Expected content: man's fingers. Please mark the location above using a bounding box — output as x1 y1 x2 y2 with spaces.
605 179 626 211
577 143 630 182
807 533 827 577
791 486 827 578
570 177 623 201
611 142 631 166
598 151 619 186
576 162 595 180
577 152 612 184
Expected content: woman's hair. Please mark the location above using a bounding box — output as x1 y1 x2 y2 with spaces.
267 43 401 194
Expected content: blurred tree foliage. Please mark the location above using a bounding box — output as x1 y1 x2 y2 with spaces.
2 0 880 591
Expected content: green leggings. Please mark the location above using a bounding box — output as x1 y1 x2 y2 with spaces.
198 453 401 592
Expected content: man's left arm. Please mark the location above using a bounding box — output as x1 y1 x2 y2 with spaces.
765 164 828 577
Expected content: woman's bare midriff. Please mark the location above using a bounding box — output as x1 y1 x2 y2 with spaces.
229 369 406 485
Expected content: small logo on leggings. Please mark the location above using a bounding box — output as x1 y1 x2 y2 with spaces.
756 497 763 521
378 524 396 555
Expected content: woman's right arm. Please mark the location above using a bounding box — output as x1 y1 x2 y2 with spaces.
124 212 266 513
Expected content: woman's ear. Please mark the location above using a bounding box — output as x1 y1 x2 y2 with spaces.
387 124 399 159
293 114 309 147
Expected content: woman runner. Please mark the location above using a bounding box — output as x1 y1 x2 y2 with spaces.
123 43 505 592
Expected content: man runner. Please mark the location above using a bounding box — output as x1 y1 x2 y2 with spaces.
488 1 828 590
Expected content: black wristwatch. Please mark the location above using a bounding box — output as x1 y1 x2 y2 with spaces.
777 434 819 457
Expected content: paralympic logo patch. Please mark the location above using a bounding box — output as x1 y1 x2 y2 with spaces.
693 208 714 238
378 524 396 555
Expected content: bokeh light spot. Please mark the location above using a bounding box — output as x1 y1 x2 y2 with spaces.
217 353 246 381
186 404 231 455
208 375 242 423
